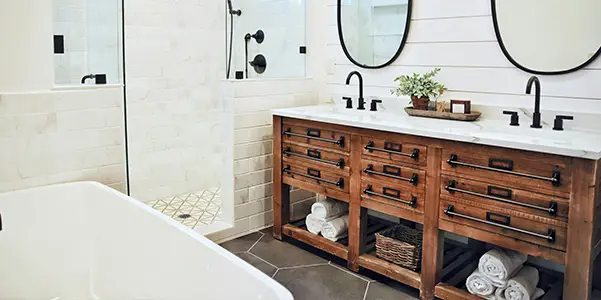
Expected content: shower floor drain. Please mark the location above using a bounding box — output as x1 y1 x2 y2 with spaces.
178 213 192 219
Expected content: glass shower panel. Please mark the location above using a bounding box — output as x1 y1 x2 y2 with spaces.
230 0 306 78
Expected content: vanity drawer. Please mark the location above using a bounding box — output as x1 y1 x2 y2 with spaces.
440 199 567 251
441 145 572 198
282 163 349 196
361 159 425 190
440 175 569 220
361 136 427 166
282 143 350 175
360 179 424 213
282 121 349 153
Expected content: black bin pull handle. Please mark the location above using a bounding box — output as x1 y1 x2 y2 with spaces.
307 149 321 159
307 168 321 178
383 165 401 176
486 212 511 226
307 128 321 138
489 158 514 171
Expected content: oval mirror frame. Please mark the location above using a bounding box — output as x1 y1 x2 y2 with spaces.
337 0 413 69
491 0 601 75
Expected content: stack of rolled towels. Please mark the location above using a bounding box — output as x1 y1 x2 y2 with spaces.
305 198 349 242
466 248 546 300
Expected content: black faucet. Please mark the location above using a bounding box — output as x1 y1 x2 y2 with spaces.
526 76 542 128
346 71 366 110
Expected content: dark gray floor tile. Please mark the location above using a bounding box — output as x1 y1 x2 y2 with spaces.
274 265 368 300
260 227 273 235
219 231 263 253
250 233 328 268
236 252 277 277
364 281 419 300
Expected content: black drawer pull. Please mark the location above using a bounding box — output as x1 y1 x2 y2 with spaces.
283 165 344 188
363 184 417 207
447 154 561 187
444 205 556 243
363 164 418 185
283 128 345 147
365 141 419 161
445 180 558 216
487 186 512 200
283 147 345 168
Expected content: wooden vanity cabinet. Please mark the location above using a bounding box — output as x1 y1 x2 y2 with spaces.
272 116 601 300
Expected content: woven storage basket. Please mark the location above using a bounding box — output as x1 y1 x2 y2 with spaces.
375 224 423 271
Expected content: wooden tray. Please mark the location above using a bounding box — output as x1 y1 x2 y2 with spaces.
404 107 481 122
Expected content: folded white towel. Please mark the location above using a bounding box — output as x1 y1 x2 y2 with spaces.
466 270 496 299
311 198 348 219
321 215 349 242
500 266 545 300
479 248 528 288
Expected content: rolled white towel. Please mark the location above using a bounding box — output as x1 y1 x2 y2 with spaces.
466 270 496 300
321 215 349 242
502 266 545 300
306 214 324 234
479 248 528 288
311 198 348 219
306 213 344 234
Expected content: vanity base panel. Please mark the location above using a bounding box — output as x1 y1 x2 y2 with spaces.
357 253 422 289
282 223 348 259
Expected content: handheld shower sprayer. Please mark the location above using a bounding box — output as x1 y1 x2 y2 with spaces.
227 0 241 16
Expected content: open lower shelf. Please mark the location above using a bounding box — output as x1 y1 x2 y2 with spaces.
434 243 565 300
357 253 421 289
282 219 348 259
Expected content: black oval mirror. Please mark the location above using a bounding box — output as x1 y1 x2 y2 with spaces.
492 0 601 75
337 0 412 69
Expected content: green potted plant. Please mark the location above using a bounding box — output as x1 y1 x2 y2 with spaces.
390 68 447 110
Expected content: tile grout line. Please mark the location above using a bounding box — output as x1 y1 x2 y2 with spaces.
247 233 264 252
328 261 374 283
278 262 330 270
271 269 279 278
362 281 370 300
246 251 280 270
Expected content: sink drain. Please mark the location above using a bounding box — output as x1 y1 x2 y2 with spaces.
178 213 192 219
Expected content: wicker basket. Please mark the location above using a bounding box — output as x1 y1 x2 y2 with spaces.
375 224 423 271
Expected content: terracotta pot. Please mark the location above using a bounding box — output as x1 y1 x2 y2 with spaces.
411 96 430 110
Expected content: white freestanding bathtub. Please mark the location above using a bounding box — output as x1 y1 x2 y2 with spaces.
0 182 293 300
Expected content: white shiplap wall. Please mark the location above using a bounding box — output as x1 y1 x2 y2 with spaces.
322 0 601 112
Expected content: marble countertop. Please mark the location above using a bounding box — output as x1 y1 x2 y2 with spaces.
272 105 601 160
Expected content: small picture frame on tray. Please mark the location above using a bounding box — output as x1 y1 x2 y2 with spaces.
450 100 471 114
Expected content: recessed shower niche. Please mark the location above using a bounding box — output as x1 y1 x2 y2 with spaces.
52 0 122 85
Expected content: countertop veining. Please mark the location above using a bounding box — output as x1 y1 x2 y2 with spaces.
272 105 601 160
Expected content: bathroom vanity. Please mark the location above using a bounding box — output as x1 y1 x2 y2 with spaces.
271 105 601 300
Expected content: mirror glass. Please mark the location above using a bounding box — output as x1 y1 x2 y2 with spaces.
52 0 122 85
338 0 411 68
493 0 601 75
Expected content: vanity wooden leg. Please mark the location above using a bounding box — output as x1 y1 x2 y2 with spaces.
348 134 364 271
273 116 290 240
564 158 599 299
420 148 444 300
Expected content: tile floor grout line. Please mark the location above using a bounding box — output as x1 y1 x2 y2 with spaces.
278 262 330 270
246 251 280 270
328 261 375 283
247 234 264 252
362 281 370 300
271 269 279 278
